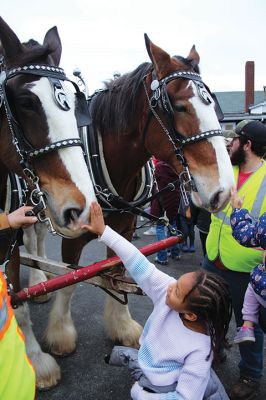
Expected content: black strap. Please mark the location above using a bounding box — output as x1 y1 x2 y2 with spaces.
143 387 156 393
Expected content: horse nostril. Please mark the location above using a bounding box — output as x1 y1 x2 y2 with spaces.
210 189 223 210
63 208 82 226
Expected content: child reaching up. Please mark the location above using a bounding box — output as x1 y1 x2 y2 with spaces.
83 202 232 400
230 188 266 344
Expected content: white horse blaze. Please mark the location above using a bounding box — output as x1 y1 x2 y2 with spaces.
189 82 234 209
30 78 95 223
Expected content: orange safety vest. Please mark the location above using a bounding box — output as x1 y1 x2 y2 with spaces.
0 272 35 399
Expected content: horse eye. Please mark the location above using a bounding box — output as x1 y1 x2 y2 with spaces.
174 104 187 113
17 96 37 111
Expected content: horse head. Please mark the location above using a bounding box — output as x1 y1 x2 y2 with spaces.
0 17 95 237
143 35 234 212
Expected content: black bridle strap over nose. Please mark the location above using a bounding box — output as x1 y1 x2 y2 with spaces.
24 138 83 159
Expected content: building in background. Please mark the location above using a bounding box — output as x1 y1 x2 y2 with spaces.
215 61 266 131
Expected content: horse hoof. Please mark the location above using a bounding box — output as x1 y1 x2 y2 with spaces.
44 316 77 357
51 348 77 358
36 381 59 392
31 351 61 391
43 338 77 357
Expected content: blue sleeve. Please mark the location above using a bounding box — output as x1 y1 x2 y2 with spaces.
230 209 266 248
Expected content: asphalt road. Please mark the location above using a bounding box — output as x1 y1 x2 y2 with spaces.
20 224 266 400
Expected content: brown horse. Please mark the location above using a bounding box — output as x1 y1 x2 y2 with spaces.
37 34 235 388
0 17 95 389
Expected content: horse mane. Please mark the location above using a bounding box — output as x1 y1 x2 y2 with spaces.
91 62 152 136
91 55 200 136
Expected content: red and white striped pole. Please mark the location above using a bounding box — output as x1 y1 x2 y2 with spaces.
14 236 180 302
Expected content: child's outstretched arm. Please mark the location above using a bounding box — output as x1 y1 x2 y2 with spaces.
82 202 173 302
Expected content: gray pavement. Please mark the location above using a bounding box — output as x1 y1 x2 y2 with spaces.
20 225 266 400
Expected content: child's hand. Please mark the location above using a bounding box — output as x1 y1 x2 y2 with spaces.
82 201 106 236
7 206 38 229
230 187 244 209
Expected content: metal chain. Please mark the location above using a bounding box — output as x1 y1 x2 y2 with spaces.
142 78 194 206
142 80 178 152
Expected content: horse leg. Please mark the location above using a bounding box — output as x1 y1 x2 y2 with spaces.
23 223 51 303
103 236 143 348
44 285 77 356
104 294 143 348
6 246 61 390
14 302 61 390
43 236 87 356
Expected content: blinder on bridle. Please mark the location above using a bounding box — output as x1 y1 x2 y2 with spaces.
0 61 90 234
143 69 224 199
49 77 71 111
0 64 90 156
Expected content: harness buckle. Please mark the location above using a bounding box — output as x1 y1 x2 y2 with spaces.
23 167 38 182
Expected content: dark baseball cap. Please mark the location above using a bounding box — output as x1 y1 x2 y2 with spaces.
225 120 266 145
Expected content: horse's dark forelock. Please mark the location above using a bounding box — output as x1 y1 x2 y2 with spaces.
91 62 152 136
7 39 51 68
173 55 200 74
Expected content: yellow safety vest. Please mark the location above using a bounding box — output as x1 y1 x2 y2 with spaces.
0 272 35 400
206 162 266 273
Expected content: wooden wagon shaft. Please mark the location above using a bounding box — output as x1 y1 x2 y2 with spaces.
20 252 142 294
16 236 181 302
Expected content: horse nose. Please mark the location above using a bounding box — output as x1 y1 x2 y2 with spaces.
63 207 83 226
209 189 224 211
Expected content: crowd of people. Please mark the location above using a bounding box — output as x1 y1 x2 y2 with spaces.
1 119 266 400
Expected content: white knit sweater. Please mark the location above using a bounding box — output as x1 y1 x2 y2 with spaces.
99 226 212 400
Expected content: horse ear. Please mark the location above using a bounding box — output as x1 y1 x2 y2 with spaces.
144 33 153 61
0 17 23 61
144 33 171 78
187 45 200 68
43 26 62 66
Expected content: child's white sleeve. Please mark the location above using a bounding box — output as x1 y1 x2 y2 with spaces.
99 226 173 301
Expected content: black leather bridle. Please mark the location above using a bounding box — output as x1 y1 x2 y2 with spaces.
0 59 89 233
143 69 223 203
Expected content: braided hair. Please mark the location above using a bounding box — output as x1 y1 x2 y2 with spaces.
183 269 232 361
